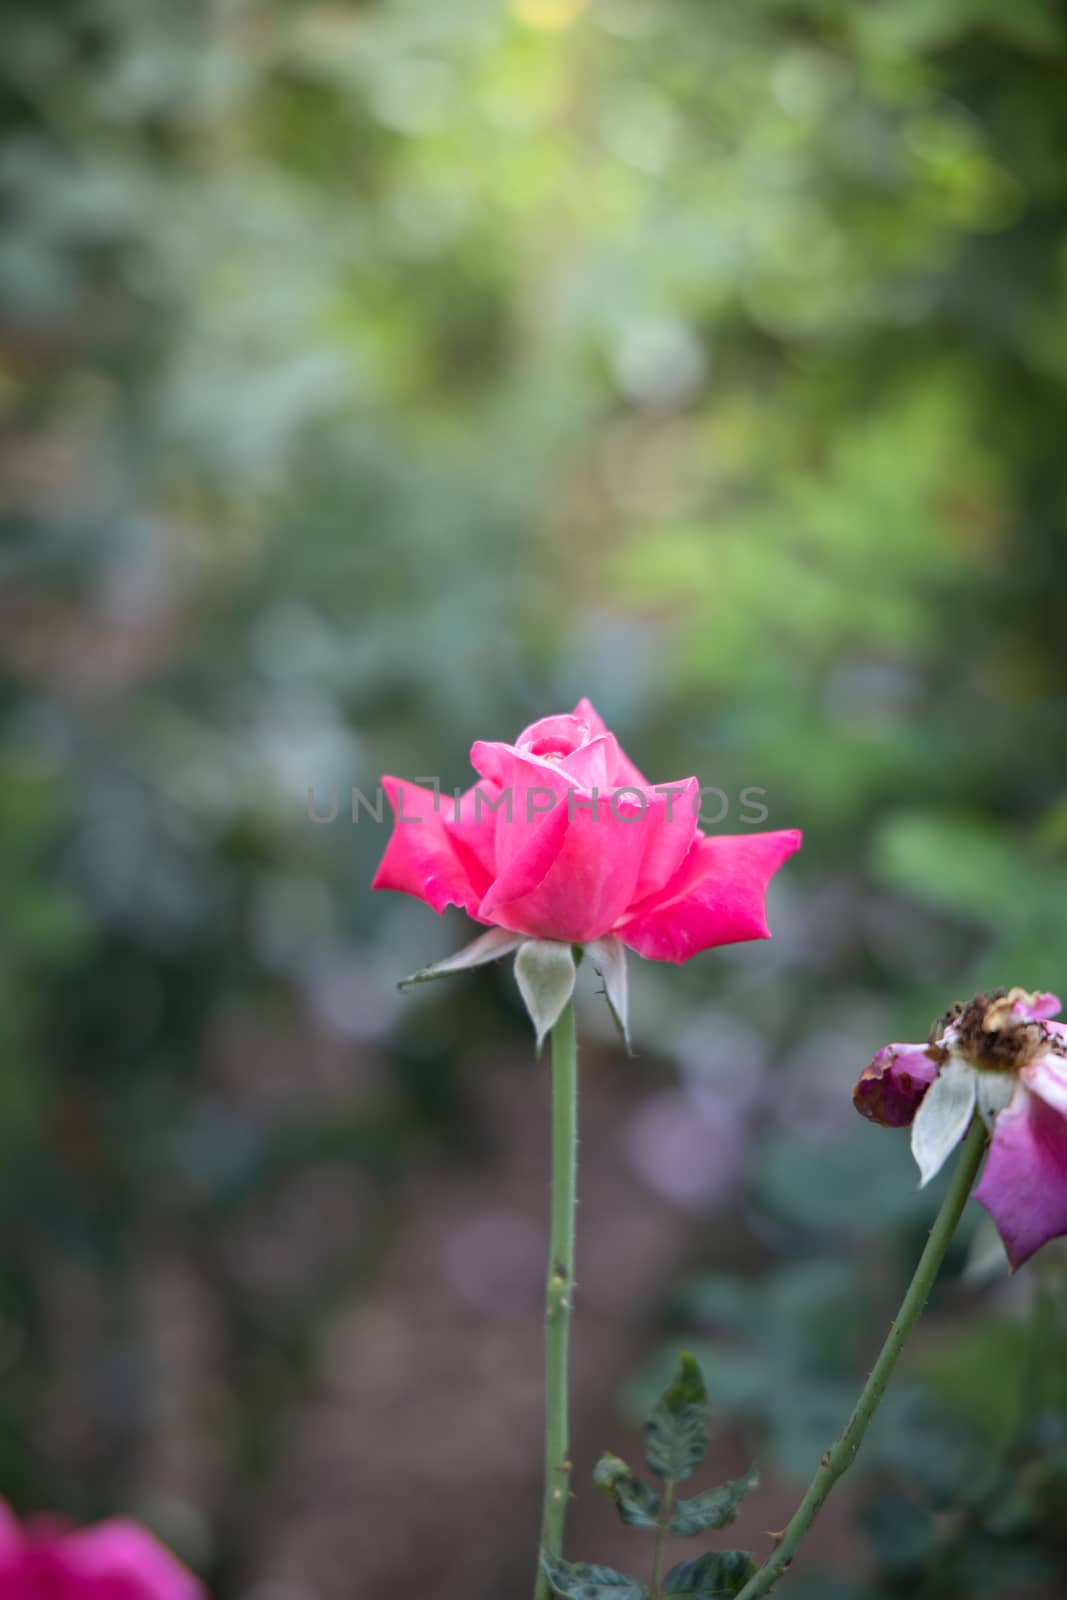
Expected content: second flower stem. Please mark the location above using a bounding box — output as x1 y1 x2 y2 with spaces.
650 1480 676 1599
735 1116 990 1600
534 996 579 1600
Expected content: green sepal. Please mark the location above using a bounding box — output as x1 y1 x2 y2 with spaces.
398 926 522 987
663 1551 758 1597
514 938 578 1049
593 1453 661 1529
644 1351 710 1484
670 1465 759 1536
540 1552 648 1599
587 935 631 1052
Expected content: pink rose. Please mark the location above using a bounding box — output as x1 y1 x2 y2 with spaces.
855 987 1067 1269
373 700 800 1044
0 1502 204 1600
372 699 801 961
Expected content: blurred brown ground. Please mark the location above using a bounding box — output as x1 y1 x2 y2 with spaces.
156 1041 863 1598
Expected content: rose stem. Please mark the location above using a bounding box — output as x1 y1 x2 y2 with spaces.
735 1116 989 1600
534 995 579 1600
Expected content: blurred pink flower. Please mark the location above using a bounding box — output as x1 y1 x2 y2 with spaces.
0 1502 203 1600
372 699 800 962
855 987 1067 1269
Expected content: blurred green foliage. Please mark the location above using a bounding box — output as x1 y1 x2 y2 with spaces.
3 0 1067 1593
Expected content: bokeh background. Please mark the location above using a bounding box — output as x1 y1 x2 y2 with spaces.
4 1 1067 1595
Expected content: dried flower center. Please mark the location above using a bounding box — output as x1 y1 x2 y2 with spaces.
933 987 1049 1073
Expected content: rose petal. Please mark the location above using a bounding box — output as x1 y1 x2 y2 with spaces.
514 712 592 760
631 776 701 904
974 1079 1067 1270
558 732 620 792
1023 1052 1067 1118
479 793 648 943
371 778 489 917
57 1519 203 1600
853 1043 939 1128
468 742 571 874
572 697 649 788
0 1503 23 1584
442 780 503 884
614 830 802 964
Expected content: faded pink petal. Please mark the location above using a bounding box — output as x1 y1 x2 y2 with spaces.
853 1043 940 1127
1024 1052 1067 1117
1012 991 1062 1022
615 830 802 963
371 777 489 918
975 1076 1067 1270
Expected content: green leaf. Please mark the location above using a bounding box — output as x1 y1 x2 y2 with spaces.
644 1351 710 1484
593 1453 661 1529
514 939 578 1048
540 1553 648 1599
670 1465 759 1536
663 1551 758 1597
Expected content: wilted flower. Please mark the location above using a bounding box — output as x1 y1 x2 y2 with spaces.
372 699 800 1040
0 1501 203 1599
855 987 1067 1269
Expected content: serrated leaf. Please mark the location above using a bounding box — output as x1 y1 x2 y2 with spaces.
644 1351 710 1484
515 939 578 1048
663 1551 758 1597
593 1453 661 1529
587 935 631 1051
540 1553 648 1600
670 1465 759 1536
398 927 523 987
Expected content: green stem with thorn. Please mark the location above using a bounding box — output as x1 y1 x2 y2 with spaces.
534 996 579 1600
650 1480 676 1599
735 1116 989 1600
